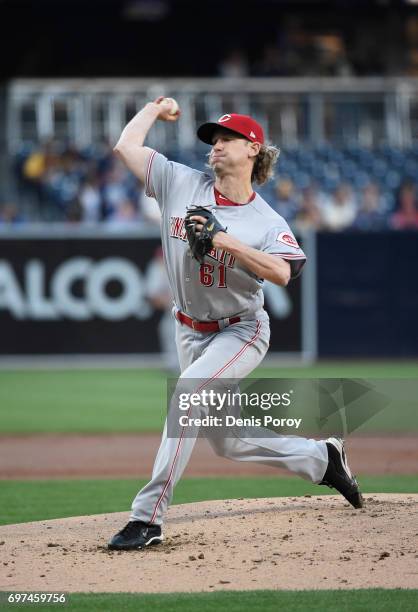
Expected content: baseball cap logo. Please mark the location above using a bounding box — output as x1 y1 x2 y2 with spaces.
197 113 265 145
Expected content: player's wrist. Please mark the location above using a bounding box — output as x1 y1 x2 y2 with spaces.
145 102 162 117
212 230 229 249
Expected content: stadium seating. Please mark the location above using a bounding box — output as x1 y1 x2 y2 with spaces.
5 144 418 228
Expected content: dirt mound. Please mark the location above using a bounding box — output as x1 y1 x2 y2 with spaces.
1 495 417 593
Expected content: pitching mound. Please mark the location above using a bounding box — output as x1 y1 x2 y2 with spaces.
1 494 417 593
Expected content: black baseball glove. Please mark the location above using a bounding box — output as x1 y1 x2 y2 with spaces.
185 206 227 264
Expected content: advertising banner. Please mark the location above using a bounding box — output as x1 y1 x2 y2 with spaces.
0 235 305 356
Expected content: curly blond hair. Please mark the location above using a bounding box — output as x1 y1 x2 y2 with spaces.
251 144 281 186
206 140 280 185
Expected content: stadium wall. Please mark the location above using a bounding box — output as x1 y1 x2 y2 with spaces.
0 230 416 359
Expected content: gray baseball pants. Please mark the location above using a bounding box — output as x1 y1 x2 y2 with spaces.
131 315 328 525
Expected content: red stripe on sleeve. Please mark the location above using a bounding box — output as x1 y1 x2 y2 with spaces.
145 150 157 197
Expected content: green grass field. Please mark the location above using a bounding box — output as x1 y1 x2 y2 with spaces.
1 475 417 526
2 589 418 612
0 363 416 433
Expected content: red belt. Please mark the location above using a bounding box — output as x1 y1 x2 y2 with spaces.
175 310 240 332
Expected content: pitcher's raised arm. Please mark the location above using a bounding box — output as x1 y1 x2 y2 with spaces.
113 96 180 184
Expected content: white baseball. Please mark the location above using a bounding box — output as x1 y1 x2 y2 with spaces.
164 97 179 115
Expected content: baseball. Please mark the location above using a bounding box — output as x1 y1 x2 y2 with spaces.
163 97 179 115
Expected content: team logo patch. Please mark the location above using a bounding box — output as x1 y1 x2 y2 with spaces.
218 114 231 123
276 231 299 249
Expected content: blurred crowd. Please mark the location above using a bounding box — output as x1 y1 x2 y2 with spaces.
1 141 418 232
217 16 418 78
272 178 418 232
7 142 141 225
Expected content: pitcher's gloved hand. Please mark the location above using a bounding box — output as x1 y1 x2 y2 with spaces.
185 206 227 264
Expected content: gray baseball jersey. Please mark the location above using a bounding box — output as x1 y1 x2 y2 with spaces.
145 151 306 321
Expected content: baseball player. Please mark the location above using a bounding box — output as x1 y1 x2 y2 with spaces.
108 97 363 551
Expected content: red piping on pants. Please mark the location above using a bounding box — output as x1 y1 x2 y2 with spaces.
149 320 262 524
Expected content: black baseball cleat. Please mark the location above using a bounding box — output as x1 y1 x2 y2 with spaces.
319 437 364 509
108 521 163 551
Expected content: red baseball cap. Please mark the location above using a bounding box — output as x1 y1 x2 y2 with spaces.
197 113 265 145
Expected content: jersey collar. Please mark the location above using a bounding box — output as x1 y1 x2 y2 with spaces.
214 186 256 207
